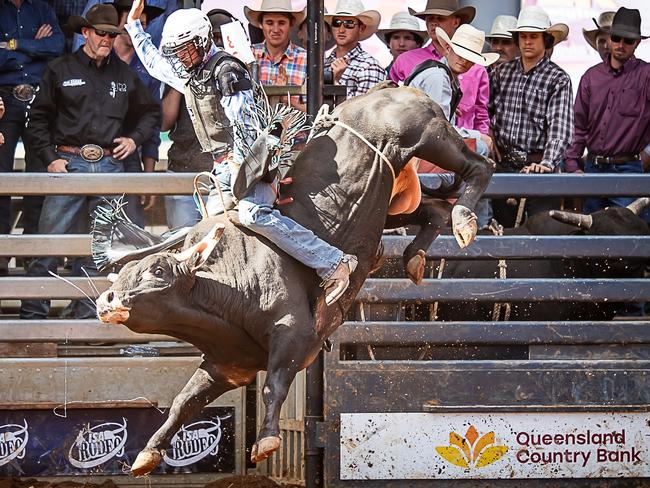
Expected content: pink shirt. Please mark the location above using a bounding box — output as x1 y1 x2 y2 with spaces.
389 45 490 134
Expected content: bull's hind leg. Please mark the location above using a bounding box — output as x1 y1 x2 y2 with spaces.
385 198 450 285
252 321 315 463
131 361 250 476
415 127 494 248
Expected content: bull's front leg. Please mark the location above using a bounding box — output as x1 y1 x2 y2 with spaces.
252 324 313 463
131 361 250 476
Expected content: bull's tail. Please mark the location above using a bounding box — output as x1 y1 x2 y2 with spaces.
92 198 190 271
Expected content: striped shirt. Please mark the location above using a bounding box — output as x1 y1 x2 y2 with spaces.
489 56 573 169
252 41 307 86
325 44 386 99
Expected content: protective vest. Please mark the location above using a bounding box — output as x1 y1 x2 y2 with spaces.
183 51 250 158
405 59 462 121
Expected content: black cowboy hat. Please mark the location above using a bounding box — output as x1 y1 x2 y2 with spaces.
67 4 125 35
607 7 648 40
112 0 165 22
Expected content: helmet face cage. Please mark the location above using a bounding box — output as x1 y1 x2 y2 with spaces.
162 36 208 78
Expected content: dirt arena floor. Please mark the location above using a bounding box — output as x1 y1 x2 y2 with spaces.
0 475 303 488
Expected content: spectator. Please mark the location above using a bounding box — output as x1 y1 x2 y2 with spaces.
112 0 164 227
293 8 334 52
376 11 425 75
46 1 86 52
21 4 159 320
324 0 385 99
0 0 64 274
406 24 497 228
162 8 235 229
583 11 615 62
407 25 497 155
564 7 649 214
245 0 307 110
390 0 489 138
489 6 572 227
485 15 518 68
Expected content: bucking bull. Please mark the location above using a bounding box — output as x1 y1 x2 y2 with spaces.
95 84 494 474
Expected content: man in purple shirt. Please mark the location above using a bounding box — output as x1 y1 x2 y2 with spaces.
564 7 649 214
389 0 489 136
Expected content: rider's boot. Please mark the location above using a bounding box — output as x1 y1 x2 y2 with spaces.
323 254 358 306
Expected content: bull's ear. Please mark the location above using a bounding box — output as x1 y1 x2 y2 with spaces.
174 224 225 272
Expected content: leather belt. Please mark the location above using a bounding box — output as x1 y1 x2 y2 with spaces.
57 144 114 162
588 153 640 165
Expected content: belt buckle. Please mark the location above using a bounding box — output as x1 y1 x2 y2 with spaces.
12 84 35 102
79 144 104 162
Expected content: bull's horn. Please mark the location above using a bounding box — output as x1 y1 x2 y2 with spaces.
549 210 593 229
626 198 650 216
174 223 225 265
107 273 118 283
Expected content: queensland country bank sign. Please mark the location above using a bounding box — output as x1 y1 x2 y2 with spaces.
340 412 649 479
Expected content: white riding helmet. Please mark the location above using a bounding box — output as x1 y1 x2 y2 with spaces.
161 8 213 78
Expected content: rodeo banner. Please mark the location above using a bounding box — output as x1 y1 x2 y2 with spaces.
0 407 235 476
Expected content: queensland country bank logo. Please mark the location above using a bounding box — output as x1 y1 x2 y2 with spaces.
0 420 29 466
436 425 508 468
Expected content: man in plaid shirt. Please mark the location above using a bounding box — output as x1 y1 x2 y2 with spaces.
324 0 385 99
245 0 307 111
489 6 573 226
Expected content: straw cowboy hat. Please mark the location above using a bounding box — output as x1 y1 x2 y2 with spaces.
408 0 475 25
436 24 499 67
582 11 615 51
486 15 517 40
607 7 649 40
509 6 569 46
377 11 427 45
244 0 306 29
67 4 125 35
324 0 381 41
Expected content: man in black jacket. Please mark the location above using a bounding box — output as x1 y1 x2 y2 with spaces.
21 4 159 319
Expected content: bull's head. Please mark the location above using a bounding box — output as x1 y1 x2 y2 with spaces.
549 198 650 235
96 224 225 327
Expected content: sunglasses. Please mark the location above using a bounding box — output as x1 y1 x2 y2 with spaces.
331 19 359 29
610 35 636 45
94 29 119 38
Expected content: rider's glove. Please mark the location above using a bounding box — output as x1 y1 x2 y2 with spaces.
215 59 250 97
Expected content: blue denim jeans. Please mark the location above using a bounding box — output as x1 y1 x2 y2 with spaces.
582 160 643 214
20 154 124 319
165 171 204 228
238 178 343 280
474 137 492 228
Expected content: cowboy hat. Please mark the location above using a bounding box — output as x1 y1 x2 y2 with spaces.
408 0 475 25
244 0 306 30
510 6 569 46
377 11 427 46
67 4 125 35
324 0 381 41
582 11 615 51
112 0 165 21
608 7 649 41
436 25 499 67
486 15 517 40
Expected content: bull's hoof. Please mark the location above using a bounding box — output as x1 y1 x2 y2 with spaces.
131 448 162 477
405 250 426 285
251 436 281 463
451 205 478 249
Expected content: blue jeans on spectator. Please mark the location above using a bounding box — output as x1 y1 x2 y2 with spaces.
582 160 643 214
20 154 124 319
123 152 145 228
165 171 204 228
238 177 343 280
474 137 492 228
0 93 44 236
583 159 645 316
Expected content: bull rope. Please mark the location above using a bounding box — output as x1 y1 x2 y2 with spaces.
309 105 396 182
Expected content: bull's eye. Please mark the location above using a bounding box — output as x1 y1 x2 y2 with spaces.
153 267 164 278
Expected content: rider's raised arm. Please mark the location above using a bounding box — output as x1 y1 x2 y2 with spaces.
125 19 185 93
